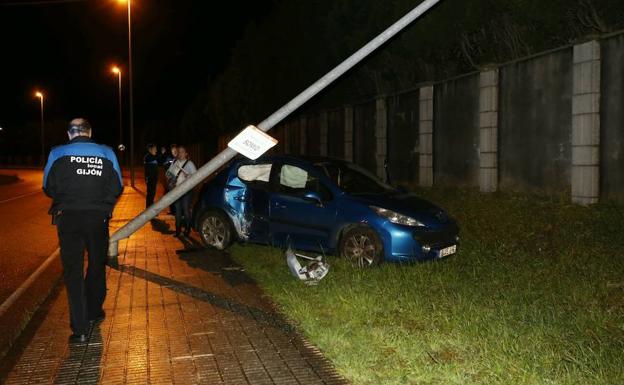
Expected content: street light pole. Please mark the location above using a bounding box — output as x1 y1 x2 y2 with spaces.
35 91 44 166
111 66 123 168
125 0 135 187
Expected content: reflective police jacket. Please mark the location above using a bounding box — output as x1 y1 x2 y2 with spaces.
43 136 123 214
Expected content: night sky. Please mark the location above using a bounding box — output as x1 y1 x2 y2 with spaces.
0 0 273 152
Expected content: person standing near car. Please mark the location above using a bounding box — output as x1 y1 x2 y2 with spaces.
162 144 178 215
143 143 159 208
166 145 196 236
43 118 123 342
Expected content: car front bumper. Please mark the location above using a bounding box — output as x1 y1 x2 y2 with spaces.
378 222 460 262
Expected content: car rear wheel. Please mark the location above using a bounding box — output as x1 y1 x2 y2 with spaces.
199 211 233 250
339 227 383 267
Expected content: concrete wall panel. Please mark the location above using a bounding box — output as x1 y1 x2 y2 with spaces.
601 34 624 202
434 74 480 187
499 49 573 193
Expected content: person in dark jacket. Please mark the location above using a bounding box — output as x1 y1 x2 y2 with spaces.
43 118 123 343
143 143 159 208
160 144 178 214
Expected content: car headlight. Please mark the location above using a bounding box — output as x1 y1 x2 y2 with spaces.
369 206 425 227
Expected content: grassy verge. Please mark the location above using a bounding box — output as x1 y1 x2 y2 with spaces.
230 189 624 385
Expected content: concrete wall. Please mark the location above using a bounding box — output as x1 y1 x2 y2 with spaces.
306 114 321 156
434 74 480 187
601 34 624 202
287 119 301 156
327 109 345 159
387 91 419 186
229 32 624 205
499 48 573 193
353 101 377 174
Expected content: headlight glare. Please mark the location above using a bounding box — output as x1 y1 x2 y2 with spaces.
370 206 425 227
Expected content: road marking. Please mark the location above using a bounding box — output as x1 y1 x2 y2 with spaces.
0 190 40 204
0 248 60 318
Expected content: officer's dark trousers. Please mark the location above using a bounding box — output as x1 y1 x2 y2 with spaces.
146 175 157 208
57 210 109 334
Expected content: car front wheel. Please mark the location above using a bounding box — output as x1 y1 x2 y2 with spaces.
339 227 383 267
199 211 233 250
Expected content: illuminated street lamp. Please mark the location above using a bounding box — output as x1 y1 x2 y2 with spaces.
35 91 45 166
111 65 123 154
118 0 135 186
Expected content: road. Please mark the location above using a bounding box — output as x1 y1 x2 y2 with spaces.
0 169 58 304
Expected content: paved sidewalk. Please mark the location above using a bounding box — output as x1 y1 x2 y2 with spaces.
2 187 348 385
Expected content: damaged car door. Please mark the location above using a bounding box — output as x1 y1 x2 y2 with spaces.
226 162 273 243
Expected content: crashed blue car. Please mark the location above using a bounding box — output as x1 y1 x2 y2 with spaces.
193 155 459 266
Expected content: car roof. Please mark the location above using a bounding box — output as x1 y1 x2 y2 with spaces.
260 154 349 166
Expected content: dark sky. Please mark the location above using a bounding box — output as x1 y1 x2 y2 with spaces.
0 0 273 150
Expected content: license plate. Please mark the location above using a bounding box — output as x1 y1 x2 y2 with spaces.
437 245 457 258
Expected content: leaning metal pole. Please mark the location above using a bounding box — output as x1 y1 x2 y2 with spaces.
108 0 442 259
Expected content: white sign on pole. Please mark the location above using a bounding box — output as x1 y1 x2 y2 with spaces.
228 125 279 160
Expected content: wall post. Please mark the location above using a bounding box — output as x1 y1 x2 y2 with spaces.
344 106 354 162
479 67 499 192
571 40 601 205
375 96 388 180
419 85 434 187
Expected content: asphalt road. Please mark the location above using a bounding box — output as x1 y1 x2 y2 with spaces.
0 169 58 304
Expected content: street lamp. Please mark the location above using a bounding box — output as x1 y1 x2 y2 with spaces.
111 65 123 155
35 91 44 166
118 0 135 186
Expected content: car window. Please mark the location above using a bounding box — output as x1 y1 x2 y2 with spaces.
277 164 332 201
314 161 394 195
238 164 272 188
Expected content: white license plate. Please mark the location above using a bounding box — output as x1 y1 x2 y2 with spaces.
437 245 457 258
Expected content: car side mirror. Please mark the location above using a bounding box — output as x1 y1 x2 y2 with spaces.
302 191 323 206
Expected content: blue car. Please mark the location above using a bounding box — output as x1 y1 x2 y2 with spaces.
193 155 459 266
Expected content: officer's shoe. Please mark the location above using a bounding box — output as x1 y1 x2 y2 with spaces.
89 311 106 325
68 333 88 343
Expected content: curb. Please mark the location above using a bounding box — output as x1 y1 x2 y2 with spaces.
0 249 62 361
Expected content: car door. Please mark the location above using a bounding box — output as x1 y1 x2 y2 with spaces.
226 162 273 243
268 162 337 251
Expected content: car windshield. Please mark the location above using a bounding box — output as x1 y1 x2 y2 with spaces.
315 161 395 195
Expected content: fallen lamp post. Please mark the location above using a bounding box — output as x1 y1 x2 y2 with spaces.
107 0 443 261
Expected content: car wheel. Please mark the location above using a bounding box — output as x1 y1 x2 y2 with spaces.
199 211 233 250
339 227 383 267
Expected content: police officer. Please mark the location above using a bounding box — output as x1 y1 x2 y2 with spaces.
43 118 123 342
143 143 159 208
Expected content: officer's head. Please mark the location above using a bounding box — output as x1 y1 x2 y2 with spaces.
67 118 92 140
146 143 157 155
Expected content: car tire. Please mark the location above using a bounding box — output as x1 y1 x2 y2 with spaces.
339 226 383 267
198 211 233 250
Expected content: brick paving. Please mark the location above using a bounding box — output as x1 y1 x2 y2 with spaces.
3 186 348 385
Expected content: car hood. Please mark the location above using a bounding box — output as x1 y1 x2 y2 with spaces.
349 192 452 225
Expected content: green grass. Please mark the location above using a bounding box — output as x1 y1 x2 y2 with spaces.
230 189 624 385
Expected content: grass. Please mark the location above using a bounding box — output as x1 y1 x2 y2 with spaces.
229 189 624 385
